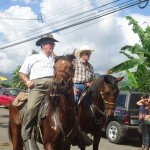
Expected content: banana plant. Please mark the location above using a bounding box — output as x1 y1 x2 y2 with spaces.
107 16 150 92
108 16 150 74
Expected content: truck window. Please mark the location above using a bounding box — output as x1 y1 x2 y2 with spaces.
129 94 142 109
116 94 126 107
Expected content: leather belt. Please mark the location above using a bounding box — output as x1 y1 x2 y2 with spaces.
36 76 54 80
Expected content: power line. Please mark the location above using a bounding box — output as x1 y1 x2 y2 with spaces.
0 0 149 50
0 0 142 50
0 0 130 44
0 0 109 43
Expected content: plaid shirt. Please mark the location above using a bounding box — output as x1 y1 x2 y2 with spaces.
73 58 94 83
19 51 55 80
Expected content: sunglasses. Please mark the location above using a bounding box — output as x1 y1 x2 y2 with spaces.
82 52 91 56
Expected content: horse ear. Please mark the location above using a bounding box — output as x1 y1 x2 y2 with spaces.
104 75 111 84
71 48 76 56
54 56 61 63
116 76 124 82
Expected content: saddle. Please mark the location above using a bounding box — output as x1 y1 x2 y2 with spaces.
78 86 90 106
12 91 49 118
12 91 49 144
12 91 28 108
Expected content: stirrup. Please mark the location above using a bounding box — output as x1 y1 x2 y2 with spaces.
79 131 93 146
24 138 39 150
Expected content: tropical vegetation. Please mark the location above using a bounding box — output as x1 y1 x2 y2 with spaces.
108 16 150 93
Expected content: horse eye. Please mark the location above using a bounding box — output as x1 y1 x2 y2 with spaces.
104 92 110 97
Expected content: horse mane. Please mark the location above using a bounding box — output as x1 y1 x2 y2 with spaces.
55 54 76 63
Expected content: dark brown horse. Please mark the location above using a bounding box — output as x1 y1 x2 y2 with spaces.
76 75 123 150
8 55 77 150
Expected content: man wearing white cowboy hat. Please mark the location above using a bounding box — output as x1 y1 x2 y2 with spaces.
73 49 95 146
19 33 58 149
73 49 95 105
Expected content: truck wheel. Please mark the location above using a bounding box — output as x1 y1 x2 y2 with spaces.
106 121 124 144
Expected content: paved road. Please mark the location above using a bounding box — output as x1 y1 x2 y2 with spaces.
0 106 141 150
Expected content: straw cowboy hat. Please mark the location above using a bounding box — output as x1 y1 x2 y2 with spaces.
75 49 94 58
36 33 59 46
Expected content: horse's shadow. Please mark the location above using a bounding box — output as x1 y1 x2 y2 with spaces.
102 134 141 147
121 136 142 147
0 123 8 128
0 114 9 118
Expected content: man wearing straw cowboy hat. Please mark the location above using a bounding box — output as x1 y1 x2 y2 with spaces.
73 49 95 146
73 49 95 105
19 33 58 149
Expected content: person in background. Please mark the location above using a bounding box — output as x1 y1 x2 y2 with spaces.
73 49 95 105
19 33 58 150
137 95 150 150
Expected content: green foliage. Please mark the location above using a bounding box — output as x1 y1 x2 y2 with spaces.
0 81 10 87
125 70 138 90
11 66 27 90
134 65 150 93
108 59 143 74
118 79 130 91
107 16 150 93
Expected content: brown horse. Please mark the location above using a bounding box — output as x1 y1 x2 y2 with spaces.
76 75 123 150
8 54 77 150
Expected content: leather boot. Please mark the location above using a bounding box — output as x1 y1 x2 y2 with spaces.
24 138 39 150
79 131 93 146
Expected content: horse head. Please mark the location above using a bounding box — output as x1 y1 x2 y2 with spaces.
99 75 124 119
53 54 76 94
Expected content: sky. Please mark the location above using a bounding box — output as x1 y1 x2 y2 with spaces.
0 0 150 78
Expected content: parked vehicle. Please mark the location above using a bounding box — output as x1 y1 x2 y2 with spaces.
105 91 149 144
0 88 26 107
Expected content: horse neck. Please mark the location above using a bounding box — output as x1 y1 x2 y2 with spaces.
90 80 104 107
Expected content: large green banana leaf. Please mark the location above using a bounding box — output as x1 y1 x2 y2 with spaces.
107 58 144 74
126 16 150 49
121 44 150 55
125 70 138 89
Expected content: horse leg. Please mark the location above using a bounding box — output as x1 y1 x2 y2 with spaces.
11 123 23 150
93 131 102 150
44 142 54 150
78 146 85 150
44 143 70 150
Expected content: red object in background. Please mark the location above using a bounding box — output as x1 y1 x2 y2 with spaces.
0 88 26 107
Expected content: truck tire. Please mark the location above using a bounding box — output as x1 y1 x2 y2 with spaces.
106 121 124 144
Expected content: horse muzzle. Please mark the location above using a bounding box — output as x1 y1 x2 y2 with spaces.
53 79 68 94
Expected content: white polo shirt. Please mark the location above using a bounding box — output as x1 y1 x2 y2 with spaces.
19 51 54 80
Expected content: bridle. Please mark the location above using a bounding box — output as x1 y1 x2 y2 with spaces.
100 91 116 110
90 89 116 125
53 59 75 95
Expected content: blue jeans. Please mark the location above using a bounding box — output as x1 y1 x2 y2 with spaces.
74 83 85 105
141 124 150 146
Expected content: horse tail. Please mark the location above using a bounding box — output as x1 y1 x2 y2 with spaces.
8 118 12 142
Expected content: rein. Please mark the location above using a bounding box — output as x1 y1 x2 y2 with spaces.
49 83 75 146
89 90 116 125
100 91 116 110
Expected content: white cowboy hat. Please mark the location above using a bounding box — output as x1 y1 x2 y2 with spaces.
75 49 94 58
